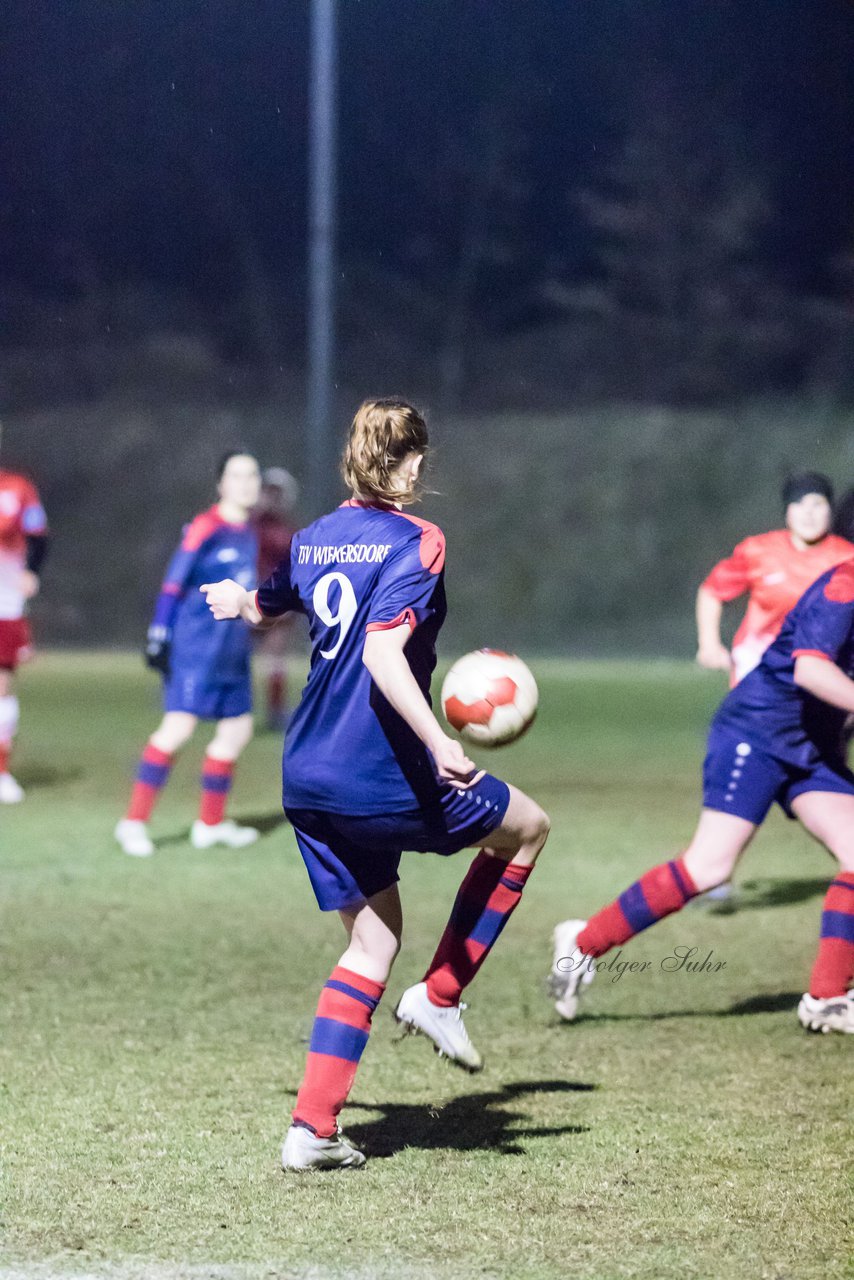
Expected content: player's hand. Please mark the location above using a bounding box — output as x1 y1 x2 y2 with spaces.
429 733 485 788
144 625 171 676
19 570 40 601
200 579 248 620
696 642 732 672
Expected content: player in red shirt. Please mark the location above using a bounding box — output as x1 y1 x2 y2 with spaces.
252 468 300 730
0 436 49 803
696 473 854 685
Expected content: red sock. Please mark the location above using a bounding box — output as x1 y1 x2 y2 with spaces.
424 854 534 1007
578 858 698 957
293 966 385 1138
267 672 286 717
809 873 854 998
199 755 234 826
0 742 9 774
126 744 174 821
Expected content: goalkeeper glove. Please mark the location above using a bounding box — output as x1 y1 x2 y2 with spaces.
145 625 172 676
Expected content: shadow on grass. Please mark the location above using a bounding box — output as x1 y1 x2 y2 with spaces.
16 763 84 789
573 990 803 1024
718 876 830 913
341 1078 594 1158
155 809 289 848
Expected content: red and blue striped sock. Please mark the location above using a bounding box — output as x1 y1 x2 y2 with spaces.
293 966 385 1138
199 755 234 826
424 853 534 1007
126 744 174 821
809 872 854 998
578 858 698 957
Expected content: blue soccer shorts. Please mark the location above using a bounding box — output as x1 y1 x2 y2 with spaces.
703 727 854 825
164 668 252 721
286 772 512 911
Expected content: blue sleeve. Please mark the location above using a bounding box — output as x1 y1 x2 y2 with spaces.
256 542 300 618
365 532 444 633
150 527 207 632
792 570 854 664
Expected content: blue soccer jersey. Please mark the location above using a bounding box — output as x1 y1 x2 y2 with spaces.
152 506 258 688
256 499 447 815
713 558 854 767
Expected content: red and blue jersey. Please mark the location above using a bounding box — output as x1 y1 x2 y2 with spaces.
256 499 447 815
153 506 258 684
713 558 854 768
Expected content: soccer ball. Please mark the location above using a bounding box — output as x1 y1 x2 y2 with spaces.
441 649 538 747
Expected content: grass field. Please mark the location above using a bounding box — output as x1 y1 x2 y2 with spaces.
1 653 850 1280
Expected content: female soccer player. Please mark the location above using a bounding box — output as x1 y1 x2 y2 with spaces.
0 436 49 804
114 451 261 857
202 399 550 1172
551 555 854 1035
696 472 853 685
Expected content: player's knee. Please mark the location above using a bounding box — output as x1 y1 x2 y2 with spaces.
524 803 550 851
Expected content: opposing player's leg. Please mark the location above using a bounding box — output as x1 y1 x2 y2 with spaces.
396 783 549 1068
283 884 402 1171
191 711 258 849
115 711 198 856
0 667 23 804
550 808 757 1020
791 791 854 1034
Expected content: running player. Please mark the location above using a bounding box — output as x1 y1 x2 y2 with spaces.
201 399 550 1172
697 472 853 685
253 467 300 731
0 435 49 803
114 451 261 857
550 555 854 1035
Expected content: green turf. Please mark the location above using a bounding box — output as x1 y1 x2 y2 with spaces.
1 654 850 1280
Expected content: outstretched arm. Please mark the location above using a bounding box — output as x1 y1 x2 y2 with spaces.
362 625 481 787
200 579 273 628
696 586 732 671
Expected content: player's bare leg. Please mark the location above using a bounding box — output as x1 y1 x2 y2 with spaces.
283 884 402 1171
192 712 258 849
397 785 550 1069
791 792 854 1033
550 809 757 1020
0 669 23 803
115 712 199 855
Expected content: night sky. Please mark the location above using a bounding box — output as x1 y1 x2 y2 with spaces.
2 0 853 321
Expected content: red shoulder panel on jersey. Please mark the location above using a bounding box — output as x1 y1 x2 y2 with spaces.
391 511 446 573
824 561 854 604
181 507 223 552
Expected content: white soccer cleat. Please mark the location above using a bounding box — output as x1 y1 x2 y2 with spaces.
190 819 259 850
0 772 24 804
281 1124 366 1172
393 981 483 1072
114 818 154 857
797 992 854 1035
548 918 596 1022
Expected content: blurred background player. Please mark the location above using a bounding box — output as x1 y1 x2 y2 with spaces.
253 467 300 731
114 450 261 857
201 399 550 1171
551 556 854 1036
696 472 853 685
0 426 49 803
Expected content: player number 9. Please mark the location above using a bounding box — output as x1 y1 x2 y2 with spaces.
313 571 358 660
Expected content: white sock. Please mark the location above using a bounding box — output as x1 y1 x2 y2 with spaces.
0 695 20 770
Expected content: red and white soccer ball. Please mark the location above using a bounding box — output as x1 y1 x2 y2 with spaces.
441 649 538 747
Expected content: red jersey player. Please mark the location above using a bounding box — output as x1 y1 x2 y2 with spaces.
252 467 300 731
696 473 854 685
0 437 49 803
